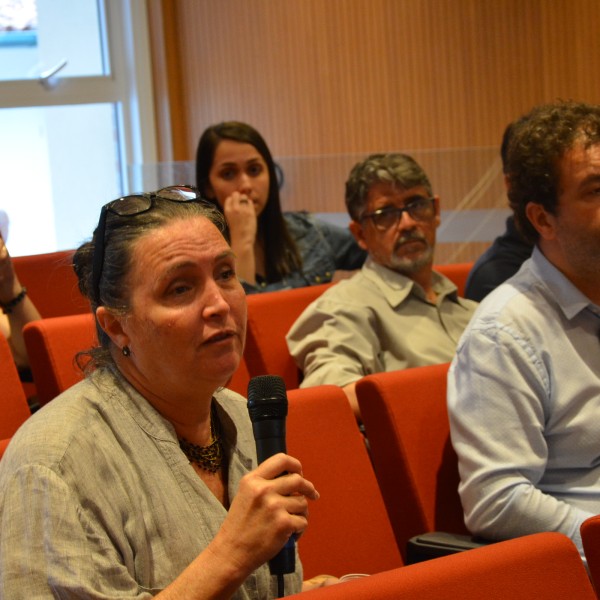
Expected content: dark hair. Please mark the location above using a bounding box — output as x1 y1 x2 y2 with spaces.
73 197 227 370
345 153 433 221
506 100 600 244
500 113 532 174
195 121 301 280
500 122 516 174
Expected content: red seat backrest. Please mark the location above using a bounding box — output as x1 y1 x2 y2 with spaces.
0 437 11 460
356 363 467 560
0 332 31 439
23 313 97 405
245 283 334 389
434 262 474 297
293 532 595 599
580 515 600 595
287 385 403 578
13 250 89 318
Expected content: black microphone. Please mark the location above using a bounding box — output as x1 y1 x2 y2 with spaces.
247 375 296 579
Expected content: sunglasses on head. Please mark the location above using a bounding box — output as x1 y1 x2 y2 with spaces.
91 185 213 305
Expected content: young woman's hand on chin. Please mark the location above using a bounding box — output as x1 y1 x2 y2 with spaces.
223 192 258 248
222 192 259 283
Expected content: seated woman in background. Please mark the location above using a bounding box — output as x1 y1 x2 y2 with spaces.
196 121 366 293
0 216 41 373
0 187 327 598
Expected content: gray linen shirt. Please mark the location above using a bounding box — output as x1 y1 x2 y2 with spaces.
286 257 478 388
0 367 302 598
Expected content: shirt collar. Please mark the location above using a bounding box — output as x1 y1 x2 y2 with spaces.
101 368 245 454
530 245 599 320
362 256 459 308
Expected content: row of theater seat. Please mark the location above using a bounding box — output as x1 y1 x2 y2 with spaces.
11 250 474 401
0 254 519 567
11 249 472 322
1 320 459 561
1 329 400 578
4 327 600 597
5 251 600 595
292 532 597 599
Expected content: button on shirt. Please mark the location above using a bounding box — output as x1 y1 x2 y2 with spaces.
447 246 600 558
286 257 478 388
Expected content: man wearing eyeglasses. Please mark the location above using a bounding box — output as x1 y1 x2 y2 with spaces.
286 152 477 420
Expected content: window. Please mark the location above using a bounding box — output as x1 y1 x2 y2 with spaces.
0 0 157 255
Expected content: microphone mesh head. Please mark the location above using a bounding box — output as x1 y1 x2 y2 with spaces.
247 375 288 421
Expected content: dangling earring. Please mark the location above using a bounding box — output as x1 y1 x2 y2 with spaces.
122 346 131 357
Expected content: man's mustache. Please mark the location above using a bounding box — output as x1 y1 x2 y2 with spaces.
394 232 428 251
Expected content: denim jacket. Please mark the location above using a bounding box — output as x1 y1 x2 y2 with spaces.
242 211 366 294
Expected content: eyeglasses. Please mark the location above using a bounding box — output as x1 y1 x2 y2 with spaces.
91 185 211 305
360 196 436 231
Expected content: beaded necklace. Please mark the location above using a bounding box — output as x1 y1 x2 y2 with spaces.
178 406 223 473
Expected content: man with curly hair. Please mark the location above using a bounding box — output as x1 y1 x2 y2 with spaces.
447 100 600 559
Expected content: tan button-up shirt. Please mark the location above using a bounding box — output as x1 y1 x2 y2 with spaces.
287 258 478 388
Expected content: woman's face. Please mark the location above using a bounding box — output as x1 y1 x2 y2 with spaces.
113 215 247 402
206 140 270 217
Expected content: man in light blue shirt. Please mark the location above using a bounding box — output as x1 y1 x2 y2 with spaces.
448 100 600 559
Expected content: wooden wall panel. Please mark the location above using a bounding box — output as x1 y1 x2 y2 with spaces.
161 0 600 157
147 0 600 263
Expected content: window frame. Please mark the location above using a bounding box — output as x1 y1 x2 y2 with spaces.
0 0 157 192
